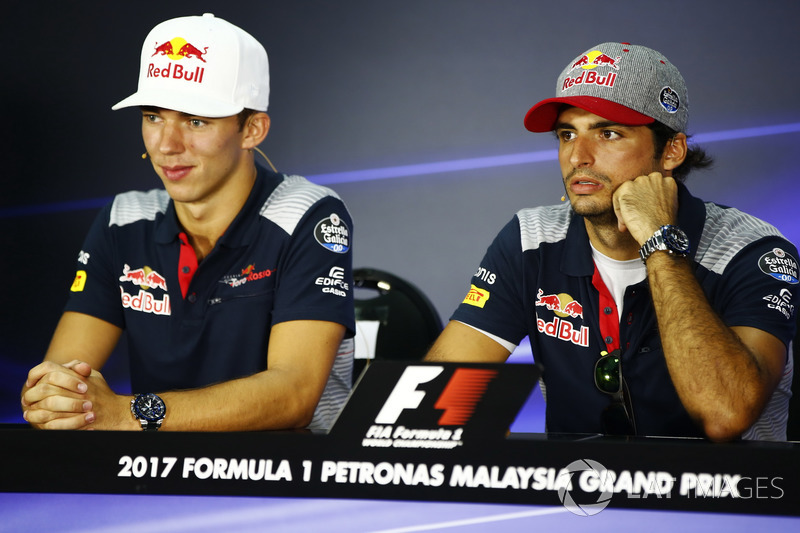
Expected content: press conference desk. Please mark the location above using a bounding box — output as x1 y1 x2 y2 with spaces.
3 362 798 531
2 425 798 513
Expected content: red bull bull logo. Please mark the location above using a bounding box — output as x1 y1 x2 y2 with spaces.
147 37 207 84
569 50 622 72
535 289 588 347
590 53 621 69
535 289 583 318
119 264 168 292
152 37 208 62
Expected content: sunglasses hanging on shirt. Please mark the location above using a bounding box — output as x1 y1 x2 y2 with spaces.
594 349 636 435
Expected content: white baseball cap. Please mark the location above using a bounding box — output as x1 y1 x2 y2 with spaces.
112 13 269 117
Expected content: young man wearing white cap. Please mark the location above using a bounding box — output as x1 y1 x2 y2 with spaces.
426 42 798 442
21 14 355 431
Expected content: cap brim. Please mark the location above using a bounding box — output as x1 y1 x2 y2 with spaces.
524 96 654 132
111 89 245 118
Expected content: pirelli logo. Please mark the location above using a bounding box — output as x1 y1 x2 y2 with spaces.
462 284 490 308
71 270 87 292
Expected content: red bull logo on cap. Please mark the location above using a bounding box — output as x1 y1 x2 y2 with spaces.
152 37 208 62
562 50 620 92
569 50 621 72
147 37 207 84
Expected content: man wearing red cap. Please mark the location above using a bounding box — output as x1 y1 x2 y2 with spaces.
20 14 355 432
426 42 797 442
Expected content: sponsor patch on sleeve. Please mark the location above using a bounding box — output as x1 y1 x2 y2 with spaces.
462 285 490 308
71 270 87 292
315 266 350 297
314 213 350 254
762 288 795 320
758 248 799 284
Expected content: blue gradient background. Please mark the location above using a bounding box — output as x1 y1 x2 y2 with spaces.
2 2 799 530
2 1 798 433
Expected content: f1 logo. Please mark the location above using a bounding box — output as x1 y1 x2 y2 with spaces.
375 366 443 424
374 366 498 426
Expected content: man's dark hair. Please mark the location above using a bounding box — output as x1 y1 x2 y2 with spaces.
237 108 257 131
648 121 713 182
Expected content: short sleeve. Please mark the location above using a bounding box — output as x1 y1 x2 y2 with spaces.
714 237 799 347
270 195 355 336
63 202 126 328
450 216 529 346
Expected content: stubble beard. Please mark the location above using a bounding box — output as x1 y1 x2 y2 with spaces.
564 169 618 228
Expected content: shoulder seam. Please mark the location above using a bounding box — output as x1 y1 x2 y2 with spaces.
260 175 342 235
109 190 170 227
696 203 785 275
518 204 572 252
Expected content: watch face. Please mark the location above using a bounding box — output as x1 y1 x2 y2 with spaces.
663 226 690 254
133 393 166 422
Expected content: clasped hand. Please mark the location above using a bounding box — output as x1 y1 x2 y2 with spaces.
21 360 125 430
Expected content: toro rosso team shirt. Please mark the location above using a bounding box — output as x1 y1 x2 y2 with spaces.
451 184 798 440
65 166 355 430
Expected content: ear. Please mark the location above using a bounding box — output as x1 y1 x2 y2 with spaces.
241 112 271 150
661 132 687 172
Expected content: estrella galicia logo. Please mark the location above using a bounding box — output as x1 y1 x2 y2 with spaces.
758 248 799 284
314 213 350 254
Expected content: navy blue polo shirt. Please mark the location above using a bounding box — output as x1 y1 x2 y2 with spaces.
452 184 798 439
65 166 355 429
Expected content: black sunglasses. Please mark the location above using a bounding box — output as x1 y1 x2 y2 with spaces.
594 349 636 435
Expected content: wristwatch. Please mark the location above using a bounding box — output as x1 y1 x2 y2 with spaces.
131 393 166 431
639 225 690 263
